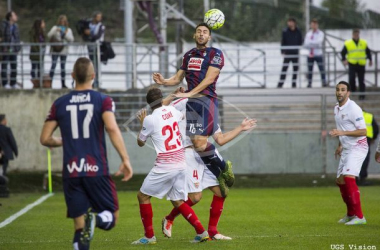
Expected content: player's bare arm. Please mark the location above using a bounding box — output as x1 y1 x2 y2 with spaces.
40 121 63 147
334 142 343 159
329 128 367 137
103 111 133 181
153 70 185 86
162 87 185 106
375 140 380 163
213 118 257 146
175 66 220 98
137 109 147 147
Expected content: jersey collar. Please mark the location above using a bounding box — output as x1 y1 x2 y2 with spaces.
337 98 351 111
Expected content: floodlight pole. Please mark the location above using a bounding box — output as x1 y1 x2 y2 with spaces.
159 0 168 77
204 0 210 11
125 0 134 89
7 0 11 11
305 0 310 33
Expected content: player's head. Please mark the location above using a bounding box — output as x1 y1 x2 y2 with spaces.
194 23 211 47
336 81 351 104
0 114 6 125
352 29 360 40
146 87 163 110
92 11 102 23
287 17 296 30
310 18 318 30
71 57 95 85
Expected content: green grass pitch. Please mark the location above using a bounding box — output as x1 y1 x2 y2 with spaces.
0 187 379 250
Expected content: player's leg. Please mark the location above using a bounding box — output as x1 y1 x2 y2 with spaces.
132 191 157 244
278 57 290 88
357 65 366 100
316 56 327 87
359 147 370 185
342 147 368 225
168 169 209 242
63 178 92 250
348 64 357 92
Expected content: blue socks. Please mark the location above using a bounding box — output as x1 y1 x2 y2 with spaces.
73 229 89 250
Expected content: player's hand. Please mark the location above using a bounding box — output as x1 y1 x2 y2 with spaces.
115 159 133 182
174 86 185 94
375 151 380 163
343 60 348 66
137 109 147 125
329 129 344 137
335 146 343 159
153 73 165 85
240 118 257 131
369 60 373 67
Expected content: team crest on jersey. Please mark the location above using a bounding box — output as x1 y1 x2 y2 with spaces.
188 58 204 71
211 55 222 65
194 182 200 188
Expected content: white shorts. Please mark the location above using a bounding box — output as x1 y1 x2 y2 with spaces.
140 167 187 201
337 146 368 178
185 148 219 193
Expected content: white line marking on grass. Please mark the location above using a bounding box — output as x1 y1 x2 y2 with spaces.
0 193 54 229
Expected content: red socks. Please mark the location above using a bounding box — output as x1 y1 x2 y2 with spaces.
166 198 194 221
337 183 355 216
139 204 154 238
177 202 205 234
344 177 364 219
208 195 225 237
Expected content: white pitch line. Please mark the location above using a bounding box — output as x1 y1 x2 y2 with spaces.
0 193 54 229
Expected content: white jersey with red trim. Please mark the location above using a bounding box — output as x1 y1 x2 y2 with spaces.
170 98 222 148
139 105 185 170
334 99 368 150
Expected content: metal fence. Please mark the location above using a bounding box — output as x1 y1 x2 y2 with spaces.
0 42 379 90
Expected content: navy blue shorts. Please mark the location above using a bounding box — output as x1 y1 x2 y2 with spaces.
186 96 219 136
63 176 119 218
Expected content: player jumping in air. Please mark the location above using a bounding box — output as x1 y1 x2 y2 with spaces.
153 23 233 197
133 88 209 245
40 57 133 250
329 81 368 225
161 88 257 240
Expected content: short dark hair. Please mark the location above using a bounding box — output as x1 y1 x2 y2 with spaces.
336 81 351 91
5 11 13 21
0 114 5 122
73 57 93 84
92 11 102 19
353 28 360 34
287 17 296 23
311 18 318 24
196 23 211 34
146 88 163 109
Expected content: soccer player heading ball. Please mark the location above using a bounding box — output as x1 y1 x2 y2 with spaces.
329 81 368 225
153 23 233 197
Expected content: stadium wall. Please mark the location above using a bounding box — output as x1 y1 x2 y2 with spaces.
1 90 379 175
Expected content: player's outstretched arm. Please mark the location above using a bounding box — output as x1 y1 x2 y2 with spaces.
213 118 257 146
40 121 62 147
162 87 186 106
153 70 185 86
103 112 133 181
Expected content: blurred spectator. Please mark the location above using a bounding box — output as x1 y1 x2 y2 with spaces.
277 17 303 88
304 18 327 88
29 19 46 81
341 29 372 99
358 110 378 186
83 11 105 88
0 11 21 89
0 114 18 176
47 15 74 89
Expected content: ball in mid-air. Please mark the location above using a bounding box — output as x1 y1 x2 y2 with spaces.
204 9 225 30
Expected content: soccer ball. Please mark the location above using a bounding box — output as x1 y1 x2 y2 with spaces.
204 9 225 30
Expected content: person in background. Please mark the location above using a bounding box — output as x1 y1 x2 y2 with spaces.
0 114 18 176
304 18 327 88
341 29 372 100
358 110 378 186
47 15 74 89
83 11 105 88
0 11 21 89
29 19 46 81
277 17 303 88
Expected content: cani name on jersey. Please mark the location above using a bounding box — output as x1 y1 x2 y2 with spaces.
162 111 173 120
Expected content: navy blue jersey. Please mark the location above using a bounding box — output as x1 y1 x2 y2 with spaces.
46 90 115 179
180 47 224 97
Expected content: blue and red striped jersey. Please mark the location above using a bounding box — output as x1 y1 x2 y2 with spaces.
180 47 224 97
46 90 115 179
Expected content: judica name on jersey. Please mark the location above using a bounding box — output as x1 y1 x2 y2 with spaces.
69 93 91 103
